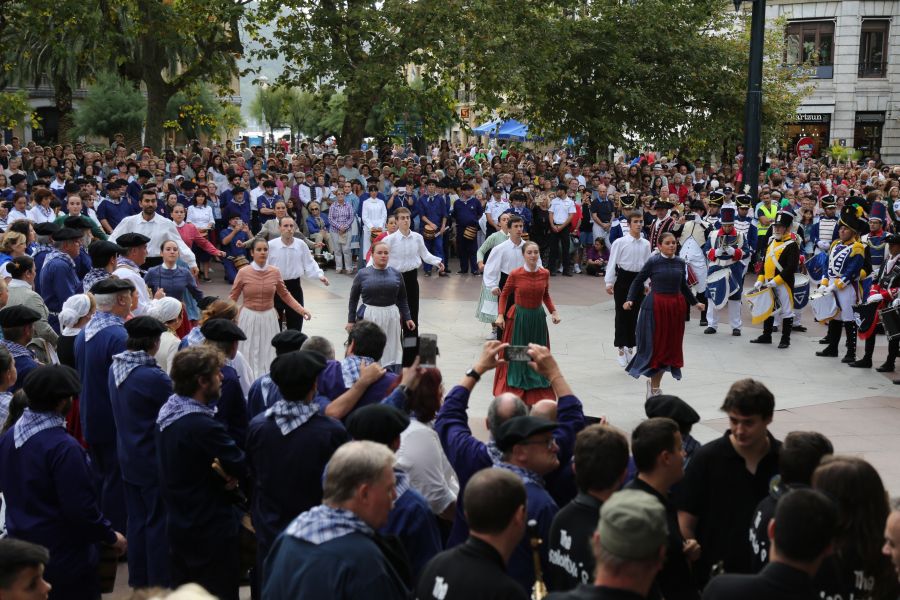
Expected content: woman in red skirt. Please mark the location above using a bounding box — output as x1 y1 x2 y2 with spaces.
624 232 705 397
493 241 561 405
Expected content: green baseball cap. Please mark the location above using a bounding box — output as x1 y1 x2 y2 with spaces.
598 490 668 560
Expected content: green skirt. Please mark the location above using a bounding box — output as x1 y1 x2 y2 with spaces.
507 305 551 390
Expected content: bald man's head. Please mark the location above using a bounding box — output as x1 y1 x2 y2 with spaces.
530 399 558 422
486 392 527 440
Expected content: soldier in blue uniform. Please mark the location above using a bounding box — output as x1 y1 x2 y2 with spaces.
704 207 749 336
607 193 638 245
733 194 758 271
108 316 173 589
37 227 83 334
816 205 869 363
0 305 41 392
0 365 127 599
810 195 840 255
156 345 250 600
75 277 136 535
246 350 349 588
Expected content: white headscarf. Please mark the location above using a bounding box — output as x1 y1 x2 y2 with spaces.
147 297 183 324
59 294 93 336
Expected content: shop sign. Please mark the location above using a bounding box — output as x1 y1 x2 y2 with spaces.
795 113 830 123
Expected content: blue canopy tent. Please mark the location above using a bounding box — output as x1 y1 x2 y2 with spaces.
471 119 502 136
472 118 545 141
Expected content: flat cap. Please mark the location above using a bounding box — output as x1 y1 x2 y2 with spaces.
269 350 327 398
271 330 308 355
0 305 41 328
201 318 246 342
115 233 151 248
33 222 60 237
598 490 668 560
644 395 700 430
23 365 81 404
50 227 82 242
346 404 410 446
90 277 135 295
124 315 168 338
495 415 556 452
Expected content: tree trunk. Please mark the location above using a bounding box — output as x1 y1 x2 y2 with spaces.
339 105 368 153
55 80 74 144
144 81 173 154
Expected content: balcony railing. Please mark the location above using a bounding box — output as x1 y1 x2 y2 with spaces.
859 60 888 78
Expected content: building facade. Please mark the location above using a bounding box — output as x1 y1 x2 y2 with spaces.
767 0 900 162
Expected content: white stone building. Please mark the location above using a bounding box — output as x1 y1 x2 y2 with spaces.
766 0 900 162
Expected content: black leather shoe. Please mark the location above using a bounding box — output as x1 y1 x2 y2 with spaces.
792 325 807 332
704 327 716 334
699 318 708 327
778 340 790 349
816 348 838 357
732 329 741 337
750 335 772 344
849 358 872 368
876 361 896 373
840 354 856 364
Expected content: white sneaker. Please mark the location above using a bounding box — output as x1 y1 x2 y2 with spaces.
624 347 633 363
573 264 581 274
617 351 627 367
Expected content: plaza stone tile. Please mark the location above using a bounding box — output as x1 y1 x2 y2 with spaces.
202 265 900 491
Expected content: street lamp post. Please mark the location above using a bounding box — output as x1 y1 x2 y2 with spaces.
735 0 766 203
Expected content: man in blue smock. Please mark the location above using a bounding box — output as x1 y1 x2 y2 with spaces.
346 403 442 581
156 345 249 600
200 318 250 448
246 350 350 586
246 329 308 419
262 441 409 599
37 226 83 334
75 277 136 535
108 315 173 589
0 365 127 599
0 305 41 392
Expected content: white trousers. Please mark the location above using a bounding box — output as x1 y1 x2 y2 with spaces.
707 299 742 330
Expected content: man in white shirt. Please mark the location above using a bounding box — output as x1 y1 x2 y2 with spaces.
485 187 510 235
380 206 444 363
267 216 329 332
109 189 197 270
548 185 577 276
605 212 651 367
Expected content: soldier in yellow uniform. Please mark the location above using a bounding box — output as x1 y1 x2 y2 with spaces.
750 211 800 349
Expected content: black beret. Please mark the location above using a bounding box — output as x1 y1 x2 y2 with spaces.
88 240 125 263
115 233 151 248
23 364 81 404
90 277 135 295
180 181 196 191
50 227 82 242
197 296 219 311
9 173 26 187
33 222 60 236
269 350 327 397
64 215 92 230
271 330 309 355
496 416 556 452
0 305 41 327
124 315 168 338
644 395 700 430
346 404 410 446
201 318 246 342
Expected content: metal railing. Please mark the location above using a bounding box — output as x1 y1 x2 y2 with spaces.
858 60 888 78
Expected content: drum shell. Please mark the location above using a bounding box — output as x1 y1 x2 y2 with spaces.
463 225 478 240
423 225 436 240
793 274 811 310
881 305 900 340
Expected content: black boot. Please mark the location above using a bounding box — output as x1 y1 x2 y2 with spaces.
877 339 899 372
841 322 858 363
816 320 842 357
750 317 773 344
850 335 875 368
697 292 708 327
778 318 793 349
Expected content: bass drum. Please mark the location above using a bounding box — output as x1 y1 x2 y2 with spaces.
810 290 839 323
746 287 775 325
881 305 900 340
706 268 738 310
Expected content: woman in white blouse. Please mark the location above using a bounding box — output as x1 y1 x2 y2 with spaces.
396 368 459 521
361 183 387 261
186 189 215 281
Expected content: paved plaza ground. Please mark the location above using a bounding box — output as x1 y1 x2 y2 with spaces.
111 263 900 597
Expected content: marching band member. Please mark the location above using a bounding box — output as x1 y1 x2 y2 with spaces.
733 193 758 271
852 233 900 376
816 205 869 363
863 202 888 275
607 193 638 246
750 211 800 349
703 191 724 230
648 198 676 250
810 195 839 255
705 207 747 336
677 200 711 327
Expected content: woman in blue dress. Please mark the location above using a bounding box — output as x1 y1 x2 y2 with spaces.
624 232 705 398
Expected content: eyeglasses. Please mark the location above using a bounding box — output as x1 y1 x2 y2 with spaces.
520 437 557 450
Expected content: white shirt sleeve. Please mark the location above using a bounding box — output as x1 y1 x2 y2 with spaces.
298 242 325 279
396 424 459 514
605 239 619 286
163 220 197 268
416 234 442 267
482 243 505 289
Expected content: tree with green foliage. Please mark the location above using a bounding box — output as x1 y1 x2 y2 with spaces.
219 104 246 142
248 86 287 146
164 84 228 141
72 73 146 144
0 91 40 132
